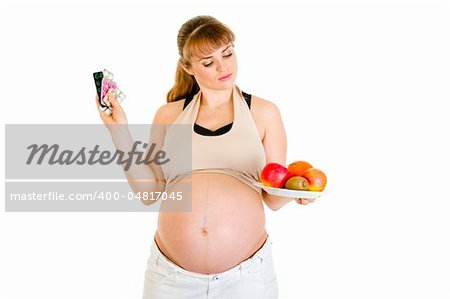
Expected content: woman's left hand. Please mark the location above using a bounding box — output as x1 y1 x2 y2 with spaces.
294 198 316 205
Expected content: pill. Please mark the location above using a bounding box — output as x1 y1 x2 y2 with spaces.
103 69 114 81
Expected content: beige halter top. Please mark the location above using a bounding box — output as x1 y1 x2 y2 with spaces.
161 85 266 195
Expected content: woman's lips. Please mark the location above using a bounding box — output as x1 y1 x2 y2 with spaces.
218 73 232 80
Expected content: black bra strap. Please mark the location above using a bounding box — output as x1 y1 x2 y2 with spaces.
242 91 252 109
183 93 194 110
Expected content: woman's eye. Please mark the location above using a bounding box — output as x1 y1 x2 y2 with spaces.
203 53 233 67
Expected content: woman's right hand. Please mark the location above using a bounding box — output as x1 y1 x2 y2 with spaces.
96 90 128 134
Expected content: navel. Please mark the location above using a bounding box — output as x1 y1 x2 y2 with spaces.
201 227 208 237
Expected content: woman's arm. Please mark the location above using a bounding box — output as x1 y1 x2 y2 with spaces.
109 124 165 206
254 98 292 210
257 97 313 210
97 92 167 206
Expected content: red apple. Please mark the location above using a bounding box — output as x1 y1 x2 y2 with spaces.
303 168 327 191
260 163 289 188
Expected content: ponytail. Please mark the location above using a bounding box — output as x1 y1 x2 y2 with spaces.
166 61 199 103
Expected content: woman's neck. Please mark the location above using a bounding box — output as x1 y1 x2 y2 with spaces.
199 88 233 109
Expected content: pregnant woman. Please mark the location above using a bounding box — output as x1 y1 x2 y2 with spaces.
97 15 315 299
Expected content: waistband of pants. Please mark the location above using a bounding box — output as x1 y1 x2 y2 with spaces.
149 234 273 282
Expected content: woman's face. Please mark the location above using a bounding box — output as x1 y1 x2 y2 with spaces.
185 43 237 91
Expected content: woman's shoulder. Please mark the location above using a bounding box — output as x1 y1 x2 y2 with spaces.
152 99 185 125
249 94 281 120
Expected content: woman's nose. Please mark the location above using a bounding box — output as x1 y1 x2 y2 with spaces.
215 59 225 72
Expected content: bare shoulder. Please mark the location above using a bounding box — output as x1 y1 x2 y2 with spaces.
153 100 185 125
248 94 284 141
250 94 281 121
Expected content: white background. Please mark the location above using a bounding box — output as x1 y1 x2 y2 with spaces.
1 1 450 298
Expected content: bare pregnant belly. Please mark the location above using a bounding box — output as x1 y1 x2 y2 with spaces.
155 172 267 274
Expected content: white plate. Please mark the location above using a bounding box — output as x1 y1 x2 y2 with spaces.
253 182 323 199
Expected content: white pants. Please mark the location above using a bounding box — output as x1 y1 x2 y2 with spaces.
142 235 279 299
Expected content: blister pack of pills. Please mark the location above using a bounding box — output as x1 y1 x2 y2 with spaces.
93 69 126 116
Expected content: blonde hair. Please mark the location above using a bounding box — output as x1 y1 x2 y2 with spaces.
166 16 235 103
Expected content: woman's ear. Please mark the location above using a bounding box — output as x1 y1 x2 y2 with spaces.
180 62 194 76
